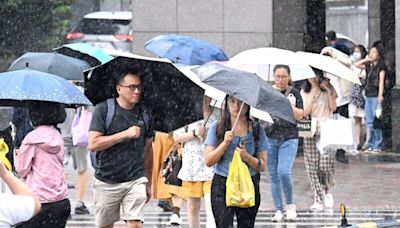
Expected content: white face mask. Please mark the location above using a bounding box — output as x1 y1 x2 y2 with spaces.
351 52 361 61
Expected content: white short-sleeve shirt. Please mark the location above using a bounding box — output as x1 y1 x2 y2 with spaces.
0 194 35 227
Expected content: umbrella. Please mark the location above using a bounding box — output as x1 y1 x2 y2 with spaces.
84 52 204 133
0 69 92 107
8 52 91 81
226 47 315 82
192 63 296 124
294 51 361 85
54 43 114 66
144 34 228 65
178 65 274 123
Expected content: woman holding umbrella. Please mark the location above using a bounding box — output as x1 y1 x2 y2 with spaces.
301 69 337 211
204 96 268 228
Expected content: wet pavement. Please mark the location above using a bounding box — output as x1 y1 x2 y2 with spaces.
65 151 400 227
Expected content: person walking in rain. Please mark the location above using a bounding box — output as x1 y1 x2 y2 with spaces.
88 68 154 228
173 95 219 228
204 96 268 228
301 69 337 211
265 65 303 222
15 102 71 228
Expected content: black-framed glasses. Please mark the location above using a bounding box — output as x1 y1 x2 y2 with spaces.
119 84 142 92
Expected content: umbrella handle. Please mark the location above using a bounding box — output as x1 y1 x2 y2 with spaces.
203 100 218 127
231 102 245 132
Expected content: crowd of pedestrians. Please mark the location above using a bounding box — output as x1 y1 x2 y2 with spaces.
0 30 395 228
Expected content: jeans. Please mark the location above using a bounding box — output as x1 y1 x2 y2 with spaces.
365 97 383 149
211 174 260 228
266 138 298 211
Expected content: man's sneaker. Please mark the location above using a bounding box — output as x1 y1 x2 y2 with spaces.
324 194 334 209
271 210 284 222
167 213 182 226
285 204 297 221
75 203 90 215
310 201 323 212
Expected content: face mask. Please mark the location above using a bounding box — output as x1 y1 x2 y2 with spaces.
351 52 361 61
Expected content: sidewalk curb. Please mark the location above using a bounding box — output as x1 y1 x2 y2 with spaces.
322 219 400 228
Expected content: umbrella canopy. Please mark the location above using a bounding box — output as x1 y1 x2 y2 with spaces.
145 34 228 65
193 63 296 124
84 52 204 133
295 51 361 85
8 52 91 81
227 47 315 82
178 65 274 123
0 69 92 107
54 43 114 66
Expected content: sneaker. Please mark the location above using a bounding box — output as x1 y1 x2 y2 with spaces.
271 210 284 222
285 204 297 221
363 147 374 153
324 194 334 209
67 183 75 189
167 213 182 226
310 202 323 212
75 203 90 215
372 148 382 153
158 200 172 212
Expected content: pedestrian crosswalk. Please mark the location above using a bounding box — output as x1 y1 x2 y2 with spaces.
66 209 400 227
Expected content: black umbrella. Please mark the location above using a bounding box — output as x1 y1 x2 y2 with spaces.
193 63 296 124
84 54 204 133
8 52 91 81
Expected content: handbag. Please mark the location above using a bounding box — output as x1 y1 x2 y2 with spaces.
71 107 92 147
297 116 317 138
162 145 183 186
318 114 356 156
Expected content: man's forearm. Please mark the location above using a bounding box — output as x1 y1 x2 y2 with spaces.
88 131 128 151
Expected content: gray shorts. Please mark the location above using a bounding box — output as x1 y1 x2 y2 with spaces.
64 141 88 173
93 177 148 226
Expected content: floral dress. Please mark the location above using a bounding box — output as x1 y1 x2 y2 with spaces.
176 110 220 182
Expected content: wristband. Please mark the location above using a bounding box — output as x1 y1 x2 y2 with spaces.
192 129 197 137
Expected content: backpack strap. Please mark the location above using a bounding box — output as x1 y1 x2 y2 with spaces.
284 86 293 97
141 104 150 134
106 98 115 130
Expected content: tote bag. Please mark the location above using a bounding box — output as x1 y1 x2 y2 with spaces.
71 108 92 147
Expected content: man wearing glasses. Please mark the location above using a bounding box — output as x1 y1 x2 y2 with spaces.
88 69 154 228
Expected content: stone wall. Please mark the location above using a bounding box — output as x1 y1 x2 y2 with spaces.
130 0 273 57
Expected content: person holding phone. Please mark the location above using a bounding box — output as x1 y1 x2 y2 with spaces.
265 65 304 222
204 96 268 228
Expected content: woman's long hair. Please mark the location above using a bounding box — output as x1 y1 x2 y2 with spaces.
216 96 251 146
302 67 324 93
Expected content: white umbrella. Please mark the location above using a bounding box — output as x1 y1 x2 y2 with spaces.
295 51 361 85
226 47 315 82
177 64 274 123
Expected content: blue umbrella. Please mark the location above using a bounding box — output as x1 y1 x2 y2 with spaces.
145 34 228 65
54 43 113 66
0 69 92 107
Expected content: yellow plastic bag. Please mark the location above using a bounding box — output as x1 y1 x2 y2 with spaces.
0 138 12 172
226 150 255 208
